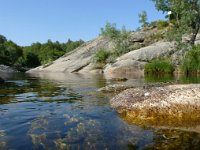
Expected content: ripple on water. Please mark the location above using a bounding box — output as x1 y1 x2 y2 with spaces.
1 74 200 150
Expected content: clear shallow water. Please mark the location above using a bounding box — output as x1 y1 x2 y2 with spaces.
1 73 200 150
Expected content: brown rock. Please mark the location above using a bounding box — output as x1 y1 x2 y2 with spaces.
110 84 200 127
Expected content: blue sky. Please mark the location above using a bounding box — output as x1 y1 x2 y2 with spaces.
0 0 165 46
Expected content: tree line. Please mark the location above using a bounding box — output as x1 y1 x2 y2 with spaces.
0 35 84 70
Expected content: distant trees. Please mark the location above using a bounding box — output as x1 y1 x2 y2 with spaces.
0 35 23 65
22 39 84 67
152 0 200 45
0 34 84 69
62 39 84 53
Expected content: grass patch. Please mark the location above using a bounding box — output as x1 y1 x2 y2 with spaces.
156 20 169 30
181 45 200 75
145 59 174 75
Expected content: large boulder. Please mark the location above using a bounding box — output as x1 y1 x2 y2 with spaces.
110 84 200 127
103 42 175 78
27 36 114 73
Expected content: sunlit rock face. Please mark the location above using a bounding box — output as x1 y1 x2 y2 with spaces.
110 84 200 129
27 36 114 74
103 42 175 78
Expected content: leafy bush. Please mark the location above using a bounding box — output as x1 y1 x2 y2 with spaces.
145 59 174 74
114 27 131 56
156 20 169 30
100 22 120 40
100 23 131 57
181 45 200 75
93 48 110 63
0 37 23 65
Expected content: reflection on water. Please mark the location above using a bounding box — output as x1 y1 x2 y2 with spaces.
145 74 200 84
0 72 200 150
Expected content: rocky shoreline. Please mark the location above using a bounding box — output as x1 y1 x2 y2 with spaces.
110 84 200 127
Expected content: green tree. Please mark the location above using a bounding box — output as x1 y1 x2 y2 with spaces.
0 35 7 44
100 22 120 40
152 0 200 45
0 39 23 65
25 52 41 68
22 39 84 66
62 39 84 53
100 23 131 56
4 41 23 64
138 11 148 28
0 34 84 69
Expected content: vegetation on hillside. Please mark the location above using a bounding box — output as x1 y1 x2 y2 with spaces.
145 59 174 75
101 22 131 56
93 22 131 68
181 45 200 75
145 0 200 76
93 48 110 63
152 0 200 45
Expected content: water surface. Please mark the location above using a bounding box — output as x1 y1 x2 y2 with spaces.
0 73 200 150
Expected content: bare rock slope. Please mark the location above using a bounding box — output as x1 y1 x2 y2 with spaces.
27 29 176 75
27 36 114 73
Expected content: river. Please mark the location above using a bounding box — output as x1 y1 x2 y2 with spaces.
0 73 200 150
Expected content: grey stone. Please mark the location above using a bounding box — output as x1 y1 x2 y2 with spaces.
103 42 175 77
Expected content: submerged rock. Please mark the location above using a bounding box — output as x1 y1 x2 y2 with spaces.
98 84 133 93
110 84 200 127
